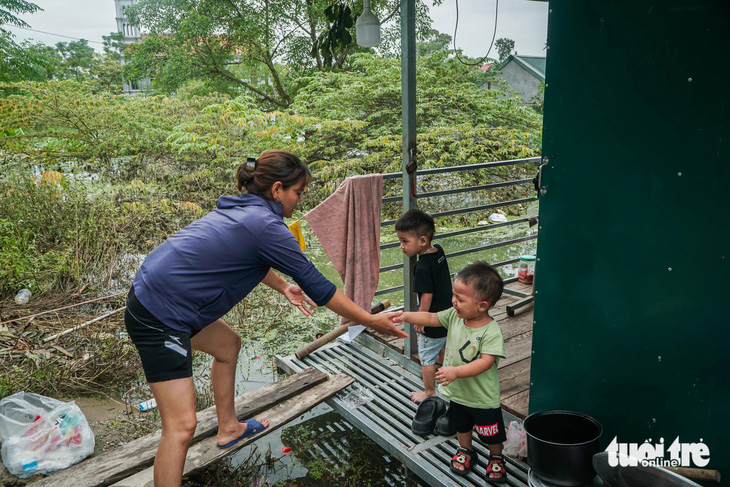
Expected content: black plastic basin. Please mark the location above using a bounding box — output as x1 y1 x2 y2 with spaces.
524 410 603 486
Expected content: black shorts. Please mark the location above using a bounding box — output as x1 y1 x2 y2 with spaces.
124 286 194 383
449 401 507 445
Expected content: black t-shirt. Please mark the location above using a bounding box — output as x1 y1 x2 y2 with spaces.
413 244 452 338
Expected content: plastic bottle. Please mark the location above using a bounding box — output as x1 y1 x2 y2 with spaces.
14 289 32 305
139 398 157 411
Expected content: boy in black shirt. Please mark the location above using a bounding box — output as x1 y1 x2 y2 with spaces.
396 209 453 403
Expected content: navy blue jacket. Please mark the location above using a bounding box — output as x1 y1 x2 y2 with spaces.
132 193 337 334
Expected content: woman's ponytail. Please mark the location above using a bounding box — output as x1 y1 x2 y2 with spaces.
236 157 257 192
236 150 311 196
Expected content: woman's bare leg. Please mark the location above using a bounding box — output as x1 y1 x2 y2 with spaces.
191 319 267 445
148 377 197 487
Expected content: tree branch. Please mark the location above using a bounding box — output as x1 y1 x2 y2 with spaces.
381 4 400 24
209 67 290 108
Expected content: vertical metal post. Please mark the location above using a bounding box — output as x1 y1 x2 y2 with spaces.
401 0 417 359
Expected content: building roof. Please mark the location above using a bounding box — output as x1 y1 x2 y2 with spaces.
498 54 546 82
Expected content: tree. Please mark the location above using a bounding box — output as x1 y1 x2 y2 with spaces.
91 33 125 93
310 3 354 69
0 0 39 28
416 27 451 57
288 51 542 176
0 80 226 163
0 0 42 81
122 0 296 107
0 35 125 90
495 37 514 62
121 0 431 105
55 40 95 80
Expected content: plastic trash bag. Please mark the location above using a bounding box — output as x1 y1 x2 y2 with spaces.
340 386 375 409
0 392 95 478
503 420 527 459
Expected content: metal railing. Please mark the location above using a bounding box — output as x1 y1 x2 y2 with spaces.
374 156 540 300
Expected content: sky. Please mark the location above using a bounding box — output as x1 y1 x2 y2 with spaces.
430 0 549 58
4 0 549 58
4 1 119 51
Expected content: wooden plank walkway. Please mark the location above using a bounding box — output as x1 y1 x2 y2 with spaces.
30 369 352 487
113 374 354 487
276 342 531 487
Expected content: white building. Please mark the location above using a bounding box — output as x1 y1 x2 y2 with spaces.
114 0 151 95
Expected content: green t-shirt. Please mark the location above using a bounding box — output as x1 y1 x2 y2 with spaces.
436 308 506 409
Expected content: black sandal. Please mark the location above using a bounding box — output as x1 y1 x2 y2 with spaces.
486 454 507 484
450 447 477 476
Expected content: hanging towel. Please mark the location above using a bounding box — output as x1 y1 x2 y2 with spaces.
304 174 383 341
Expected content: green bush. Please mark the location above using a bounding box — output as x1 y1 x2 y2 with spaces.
0 171 201 296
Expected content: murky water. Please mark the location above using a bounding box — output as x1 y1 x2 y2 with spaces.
192 342 424 485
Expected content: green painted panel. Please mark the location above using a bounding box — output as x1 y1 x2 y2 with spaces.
530 0 730 476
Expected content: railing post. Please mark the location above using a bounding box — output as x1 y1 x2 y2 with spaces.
401 0 417 359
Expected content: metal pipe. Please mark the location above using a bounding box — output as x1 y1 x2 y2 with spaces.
382 156 540 179
441 235 537 259
382 198 533 226
400 0 418 359
378 236 535 273
379 218 530 250
381 178 534 203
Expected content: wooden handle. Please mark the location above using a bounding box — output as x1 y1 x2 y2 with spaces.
665 466 721 483
295 300 390 360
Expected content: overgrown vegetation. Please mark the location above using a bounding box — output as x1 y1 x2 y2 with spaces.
0 14 541 480
0 48 540 392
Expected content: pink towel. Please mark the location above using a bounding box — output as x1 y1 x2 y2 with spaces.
304 174 383 326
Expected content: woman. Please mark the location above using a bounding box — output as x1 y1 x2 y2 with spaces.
124 150 406 486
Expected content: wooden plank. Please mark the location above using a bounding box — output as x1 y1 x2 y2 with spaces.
498 357 531 398
502 389 530 420
499 309 534 340
112 374 355 487
501 330 533 368
31 368 328 487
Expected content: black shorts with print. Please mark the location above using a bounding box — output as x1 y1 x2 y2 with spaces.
449 401 507 445
124 286 195 383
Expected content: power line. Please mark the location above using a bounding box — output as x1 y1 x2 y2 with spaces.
4 25 107 45
452 0 499 67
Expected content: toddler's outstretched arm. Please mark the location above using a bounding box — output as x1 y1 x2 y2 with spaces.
391 311 443 328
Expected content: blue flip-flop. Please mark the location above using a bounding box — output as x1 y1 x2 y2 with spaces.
216 419 268 449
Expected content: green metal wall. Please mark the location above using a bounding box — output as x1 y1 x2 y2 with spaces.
530 0 730 476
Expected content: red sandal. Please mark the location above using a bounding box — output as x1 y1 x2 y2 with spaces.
486 454 507 484
450 447 477 476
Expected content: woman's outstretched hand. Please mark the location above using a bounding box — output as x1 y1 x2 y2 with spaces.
282 284 317 316
369 311 408 338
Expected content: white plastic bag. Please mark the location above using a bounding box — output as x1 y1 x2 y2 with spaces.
340 385 375 409
0 392 95 478
503 420 528 459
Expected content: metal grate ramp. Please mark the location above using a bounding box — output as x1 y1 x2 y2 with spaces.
276 341 530 487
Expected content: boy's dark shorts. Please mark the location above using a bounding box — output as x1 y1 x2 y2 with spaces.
449 401 507 445
124 286 196 383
